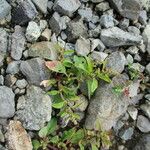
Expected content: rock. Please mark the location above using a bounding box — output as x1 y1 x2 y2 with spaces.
133 134 150 150
66 19 88 42
39 20 48 32
119 18 129 30
41 28 51 41
47 1 53 12
0 28 8 54
100 15 114 28
139 10 147 25
136 115 150 133
100 27 142 47
0 86 15 118
28 42 58 60
53 0 81 17
140 101 150 119
31 0 48 14
108 0 141 20
4 74 17 87
95 2 110 12
78 7 93 21
6 61 20 74
142 25 150 55
12 0 38 25
91 39 105 52
90 51 108 62
106 51 126 74
113 120 124 133
0 145 7 150
16 79 28 89
0 127 4 142
75 37 90 56
16 85 52 130
11 26 26 60
129 63 145 72
6 121 33 150
26 21 41 42
85 74 130 131
146 63 150 74
128 26 140 35
73 95 88 112
126 54 134 64
128 81 140 98
119 127 134 141
0 75 4 85
0 54 4 67
90 0 104 2
126 46 139 55
20 58 50 86
49 12 70 35
127 106 138 120
139 0 150 11
0 0 11 20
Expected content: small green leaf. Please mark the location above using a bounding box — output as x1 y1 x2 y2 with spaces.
32 140 41 150
47 90 59 95
50 136 60 144
38 126 49 138
85 56 93 73
64 49 75 55
63 58 73 67
79 142 85 150
97 72 111 83
91 144 98 150
52 101 65 109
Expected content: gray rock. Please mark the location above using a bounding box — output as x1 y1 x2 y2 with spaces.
91 39 105 52
119 18 129 30
90 0 103 2
41 28 51 41
26 21 41 42
78 7 93 21
139 10 147 25
128 26 140 35
0 54 4 67
39 20 48 32
133 134 150 150
100 27 142 47
66 19 88 42
136 115 150 133
16 85 52 130
28 41 58 60
126 54 134 64
146 63 150 74
126 46 139 55
85 74 130 131
20 58 51 86
6 61 20 74
106 51 126 74
31 0 48 14
95 2 110 12
108 0 141 20
0 28 8 54
0 75 4 85
134 54 141 62
113 120 124 133
49 12 70 35
100 15 114 28
0 145 7 150
142 25 150 55
119 127 134 141
53 0 81 17
4 75 17 87
16 79 28 89
128 81 140 98
90 51 108 62
140 101 150 119
129 63 145 72
139 0 150 11
75 37 90 56
47 1 53 12
0 0 11 20
12 0 38 25
0 86 15 118
145 94 150 101
11 26 26 60
127 106 138 120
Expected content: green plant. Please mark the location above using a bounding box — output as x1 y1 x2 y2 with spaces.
41 47 111 124
32 118 111 150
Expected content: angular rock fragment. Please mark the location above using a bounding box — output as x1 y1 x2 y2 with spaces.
108 0 141 20
6 121 33 150
31 0 48 14
100 27 142 47
11 26 26 60
0 86 15 118
85 74 130 131
53 0 81 17
12 0 38 25
16 85 52 130
20 58 51 86
28 41 58 60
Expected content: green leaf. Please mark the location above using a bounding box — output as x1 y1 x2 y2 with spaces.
32 140 41 150
45 61 66 74
47 90 59 95
64 49 75 55
50 136 60 144
79 142 85 150
70 129 85 144
97 72 111 83
91 144 98 150
62 58 73 67
85 56 93 73
52 95 65 109
38 118 57 138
